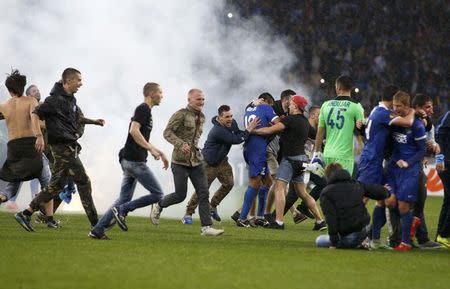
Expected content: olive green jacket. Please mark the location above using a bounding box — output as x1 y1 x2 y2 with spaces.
163 105 205 167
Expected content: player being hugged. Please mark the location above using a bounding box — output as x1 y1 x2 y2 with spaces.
386 91 427 251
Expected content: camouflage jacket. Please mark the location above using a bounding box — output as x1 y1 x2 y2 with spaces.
163 105 205 167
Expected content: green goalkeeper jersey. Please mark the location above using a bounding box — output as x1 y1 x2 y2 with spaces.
318 96 364 160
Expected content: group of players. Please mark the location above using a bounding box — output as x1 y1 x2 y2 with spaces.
0 68 449 250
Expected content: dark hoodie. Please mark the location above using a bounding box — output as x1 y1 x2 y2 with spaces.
34 82 79 144
436 111 450 166
202 117 248 166
320 169 390 246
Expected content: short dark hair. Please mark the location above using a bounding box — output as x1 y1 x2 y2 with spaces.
308 105 320 114
62 68 81 84
335 75 353 91
25 84 37 96
382 85 399 102
325 162 343 181
412 93 432 108
143 82 160 96
5 69 26 97
280 89 296 101
218 105 231 115
258 92 275 104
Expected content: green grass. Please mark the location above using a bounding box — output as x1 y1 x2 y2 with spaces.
1 197 449 289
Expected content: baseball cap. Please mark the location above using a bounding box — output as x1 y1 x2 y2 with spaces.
291 95 308 109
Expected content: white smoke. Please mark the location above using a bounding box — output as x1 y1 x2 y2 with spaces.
0 0 306 218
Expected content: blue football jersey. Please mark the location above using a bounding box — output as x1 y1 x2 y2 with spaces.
390 117 426 165
360 103 395 162
243 104 278 154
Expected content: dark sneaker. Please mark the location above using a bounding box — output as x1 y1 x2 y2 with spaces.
255 218 269 227
419 240 443 249
14 212 34 232
47 219 62 229
293 212 308 224
231 211 240 223
297 203 314 219
88 231 111 240
236 219 250 228
264 213 275 224
105 219 116 231
313 220 327 231
112 206 128 231
267 221 285 230
210 207 221 222
35 212 61 226
35 212 47 224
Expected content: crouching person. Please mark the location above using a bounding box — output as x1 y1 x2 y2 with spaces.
316 163 395 249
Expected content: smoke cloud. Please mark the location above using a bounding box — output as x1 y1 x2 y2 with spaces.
0 0 305 218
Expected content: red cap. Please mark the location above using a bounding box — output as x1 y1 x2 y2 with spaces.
291 95 308 109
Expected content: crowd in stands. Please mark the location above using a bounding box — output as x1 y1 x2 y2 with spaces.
230 0 449 119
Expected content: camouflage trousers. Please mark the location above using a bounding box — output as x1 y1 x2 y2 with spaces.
29 143 98 226
186 159 234 215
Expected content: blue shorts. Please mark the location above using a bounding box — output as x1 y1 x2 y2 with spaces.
385 164 420 202
357 158 384 185
244 150 269 178
277 155 308 184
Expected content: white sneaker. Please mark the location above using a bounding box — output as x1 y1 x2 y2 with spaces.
201 226 224 236
150 203 161 225
370 239 392 250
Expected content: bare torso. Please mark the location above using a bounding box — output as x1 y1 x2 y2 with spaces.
0 96 38 141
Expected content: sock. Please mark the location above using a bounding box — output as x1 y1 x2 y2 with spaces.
23 210 32 216
400 211 413 245
372 206 386 240
46 216 54 222
276 220 284 225
239 186 258 220
257 185 269 217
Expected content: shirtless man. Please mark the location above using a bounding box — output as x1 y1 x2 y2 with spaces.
3 85 51 211
0 70 50 217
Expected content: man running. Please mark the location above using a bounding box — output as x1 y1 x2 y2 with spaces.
14 68 99 231
90 82 167 239
151 89 224 236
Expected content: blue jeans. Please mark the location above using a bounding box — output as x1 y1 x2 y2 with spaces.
276 155 308 184
92 159 163 234
317 225 370 248
1 155 51 201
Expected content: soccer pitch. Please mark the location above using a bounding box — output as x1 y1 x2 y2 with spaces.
1 197 449 289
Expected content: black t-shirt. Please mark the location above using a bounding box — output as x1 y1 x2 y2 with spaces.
120 103 153 162
280 114 309 157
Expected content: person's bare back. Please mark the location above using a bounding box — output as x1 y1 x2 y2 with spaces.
0 96 38 141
